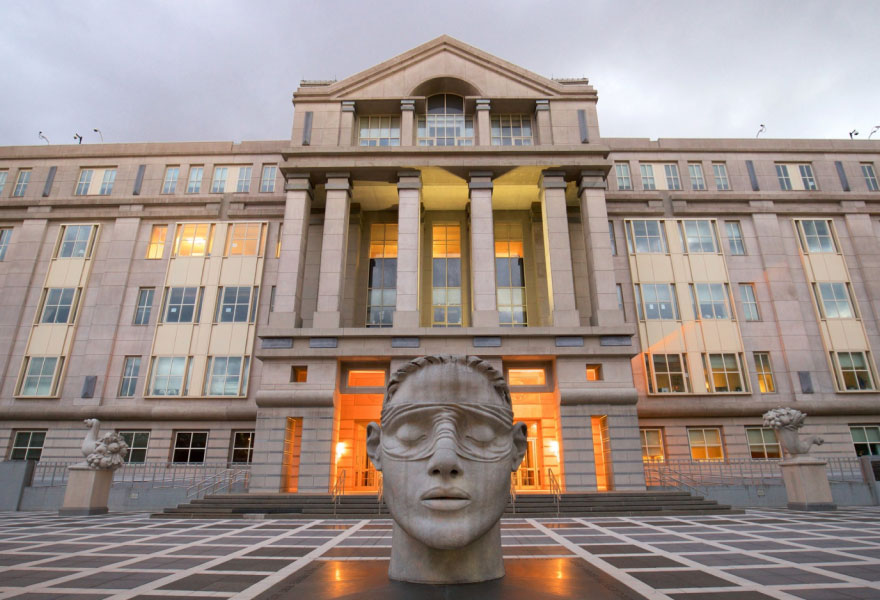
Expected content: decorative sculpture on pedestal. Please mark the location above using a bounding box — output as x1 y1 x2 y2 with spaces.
366 355 528 584
762 407 835 510
59 419 129 515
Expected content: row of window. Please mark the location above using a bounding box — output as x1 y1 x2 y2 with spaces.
614 161 879 193
0 165 278 198
641 425 880 462
8 429 255 464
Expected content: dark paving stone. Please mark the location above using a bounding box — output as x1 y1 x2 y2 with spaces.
761 550 861 563
652 542 721 553
580 544 647 555
821 564 880 582
147 536 207 544
62 570 169 589
119 544 177 554
323 546 391 557
23 543 104 553
601 555 685 569
840 548 880 559
210 557 294 572
0 570 75 586
626 534 690 542
690 533 753 541
630 569 737 589
798 538 871 549
252 558 650 600
132 596 205 600
542 523 584 529
561 535 621 544
790 588 880 600
307 525 350 530
687 553 774 566
503 546 573 556
245 545 313 558
724 540 801 551
168 544 239 556
126 556 213 570
0 554 47 566
9 594 109 600
39 554 129 568
159 573 263 592
724 566 842 585
669 592 776 600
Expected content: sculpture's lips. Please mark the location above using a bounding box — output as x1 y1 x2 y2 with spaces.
420 488 471 510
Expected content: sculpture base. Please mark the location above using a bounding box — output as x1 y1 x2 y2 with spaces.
780 458 836 511
59 464 114 516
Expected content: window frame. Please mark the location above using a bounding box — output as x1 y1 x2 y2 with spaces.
339 363 389 394
9 430 47 461
38 287 80 325
358 115 402 147
417 94 473 146
625 220 668 254
796 219 838 254
235 166 252 193
18 356 63 397
712 163 730 191
118 430 150 463
133 287 155 325
203 356 251 397
504 362 554 393
490 114 533 146
615 163 632 190
494 220 528 328
753 352 776 393
146 225 168 259
225 222 267 257
148 356 192 397
691 283 733 320
172 223 215 257
0 170 7 196
214 286 257 324
640 164 656 190
739 283 760 322
664 163 681 190
703 353 748 393
608 220 617 256
813 282 857 320
832 351 875 392
230 430 255 464
725 221 746 255
679 219 719 254
119 356 142 398
13 170 31 197
861 163 879 192
687 427 725 462
634 283 680 321
161 167 179 195
640 428 665 461
260 165 277 193
688 163 706 191
171 431 208 464
746 427 781 460
645 353 691 394
186 166 204 194
161 286 203 324
366 222 398 328
850 425 880 456
0 228 11 261
55 224 98 259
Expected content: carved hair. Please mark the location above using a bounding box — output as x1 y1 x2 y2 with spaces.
384 355 512 407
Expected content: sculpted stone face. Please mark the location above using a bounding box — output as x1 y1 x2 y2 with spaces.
366 356 527 583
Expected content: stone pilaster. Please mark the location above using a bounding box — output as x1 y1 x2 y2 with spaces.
475 99 491 146
578 171 622 326
313 173 352 329
394 171 422 328
539 170 580 327
400 100 415 146
270 175 313 328
339 101 356 146
535 100 552 145
469 172 499 327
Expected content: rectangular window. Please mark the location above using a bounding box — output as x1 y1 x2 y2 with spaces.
99 169 116 195
146 225 167 259
688 428 724 461
586 364 602 381
57 224 97 259
490 115 533 146
186 166 203 193
640 429 664 461
367 223 398 328
746 428 781 459
725 221 745 255
134 288 154 325
739 284 760 321
211 167 228 193
346 368 387 388
75 169 93 195
150 356 191 396
615 163 632 190
689 163 706 190
236 166 252 193
432 224 462 327
680 220 718 253
645 353 690 393
776 164 792 190
359 116 402 146
664 164 681 190
705 353 746 392
608 220 617 256
291 366 308 382
616 283 625 320
754 352 776 393
19 357 62 397
799 164 817 190
162 287 202 323
231 431 255 463
173 223 214 257
119 431 150 463
495 222 527 327
0 170 7 195
119 356 141 397
260 165 277 193
226 222 265 256
797 219 836 253
215 286 255 323
0 228 11 260
13 170 31 197
693 283 731 320
204 356 250 396
172 431 207 464
713 163 730 191
640 164 656 190
162 167 179 194
9 430 46 461
834 351 874 391
862 164 879 191
626 220 667 254
634 283 679 320
850 425 880 456
814 282 856 319
74 169 115 195
40 288 79 324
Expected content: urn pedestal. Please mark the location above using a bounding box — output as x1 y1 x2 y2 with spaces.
59 464 114 516
780 457 836 511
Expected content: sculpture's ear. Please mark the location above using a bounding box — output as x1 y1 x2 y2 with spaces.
366 422 383 471
510 422 528 472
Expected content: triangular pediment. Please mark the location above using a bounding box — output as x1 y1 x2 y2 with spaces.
295 35 594 101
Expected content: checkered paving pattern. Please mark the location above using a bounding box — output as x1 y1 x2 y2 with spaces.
0 508 879 599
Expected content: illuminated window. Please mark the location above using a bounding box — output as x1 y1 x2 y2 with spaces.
626 220 667 253
173 223 214 257
13 170 30 197
495 221 527 327
260 165 277 192
615 163 632 190
490 115 532 146
162 167 179 194
39 288 79 324
149 357 191 396
186 166 203 193
850 425 880 456
634 283 679 320
797 219 836 253
231 431 255 463
226 222 265 256
359 116 401 146
162 287 202 323
746 427 781 459
689 163 705 190
688 428 724 461
645 354 690 393
367 223 397 327
507 368 545 387
204 356 250 396
703 353 747 393
19 357 62 397
118 431 149 463
57 225 97 259
753 352 775 393
640 164 655 190
586 364 602 381
814 282 856 319
680 220 718 253
291 366 308 383
432 224 462 327
172 431 207 463
9 431 46 461
833 351 874 391
713 163 730 190
418 94 473 146
347 369 386 388
146 225 167 259
691 283 731 320
119 356 141 398
640 429 664 461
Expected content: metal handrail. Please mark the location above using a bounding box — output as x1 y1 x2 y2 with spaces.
29 461 246 488
331 469 346 517
186 468 250 500
509 473 517 514
547 468 561 517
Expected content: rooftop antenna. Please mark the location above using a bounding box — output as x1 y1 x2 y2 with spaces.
849 129 859 140
38 131 50 145
93 128 103 143
73 133 83 144
755 124 766 138
869 125 880 140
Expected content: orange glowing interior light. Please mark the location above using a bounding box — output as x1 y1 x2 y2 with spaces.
507 368 545 387
347 369 386 388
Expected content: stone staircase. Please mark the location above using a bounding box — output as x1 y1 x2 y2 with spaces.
153 490 741 519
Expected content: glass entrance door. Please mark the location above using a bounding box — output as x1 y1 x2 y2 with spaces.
514 420 542 490
352 421 379 491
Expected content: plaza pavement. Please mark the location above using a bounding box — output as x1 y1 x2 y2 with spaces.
0 508 879 599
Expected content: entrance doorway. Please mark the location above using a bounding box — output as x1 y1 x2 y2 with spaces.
514 420 543 489
281 417 303 493
352 421 379 490
592 415 614 491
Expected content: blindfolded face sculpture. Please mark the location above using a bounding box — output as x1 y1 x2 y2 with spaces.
366 355 528 584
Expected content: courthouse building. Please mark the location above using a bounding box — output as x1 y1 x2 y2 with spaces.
1 36 879 496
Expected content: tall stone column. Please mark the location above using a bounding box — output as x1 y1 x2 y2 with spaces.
535 100 552 145
578 170 622 326
313 173 352 329
469 172 499 327
338 101 355 146
475 99 491 146
394 171 422 328
400 100 415 146
270 175 312 328
539 170 580 327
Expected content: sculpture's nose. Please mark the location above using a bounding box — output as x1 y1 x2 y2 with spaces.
426 434 463 479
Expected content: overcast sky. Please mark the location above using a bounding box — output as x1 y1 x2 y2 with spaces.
3 0 879 146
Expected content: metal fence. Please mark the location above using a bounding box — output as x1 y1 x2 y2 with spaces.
30 461 250 489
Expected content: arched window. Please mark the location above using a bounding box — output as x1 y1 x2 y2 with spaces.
417 94 473 146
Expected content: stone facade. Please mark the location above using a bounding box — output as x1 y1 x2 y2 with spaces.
1 36 879 496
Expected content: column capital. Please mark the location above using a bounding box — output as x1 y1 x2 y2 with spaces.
539 170 567 189
284 174 313 196
397 170 422 190
577 169 607 195
400 99 416 112
535 99 550 112
468 171 493 192
325 172 351 192
341 101 356 113
475 99 491 111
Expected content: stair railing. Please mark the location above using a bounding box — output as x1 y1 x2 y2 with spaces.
331 469 346 517
509 473 517 514
376 471 384 515
547 468 561 517
186 468 249 500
